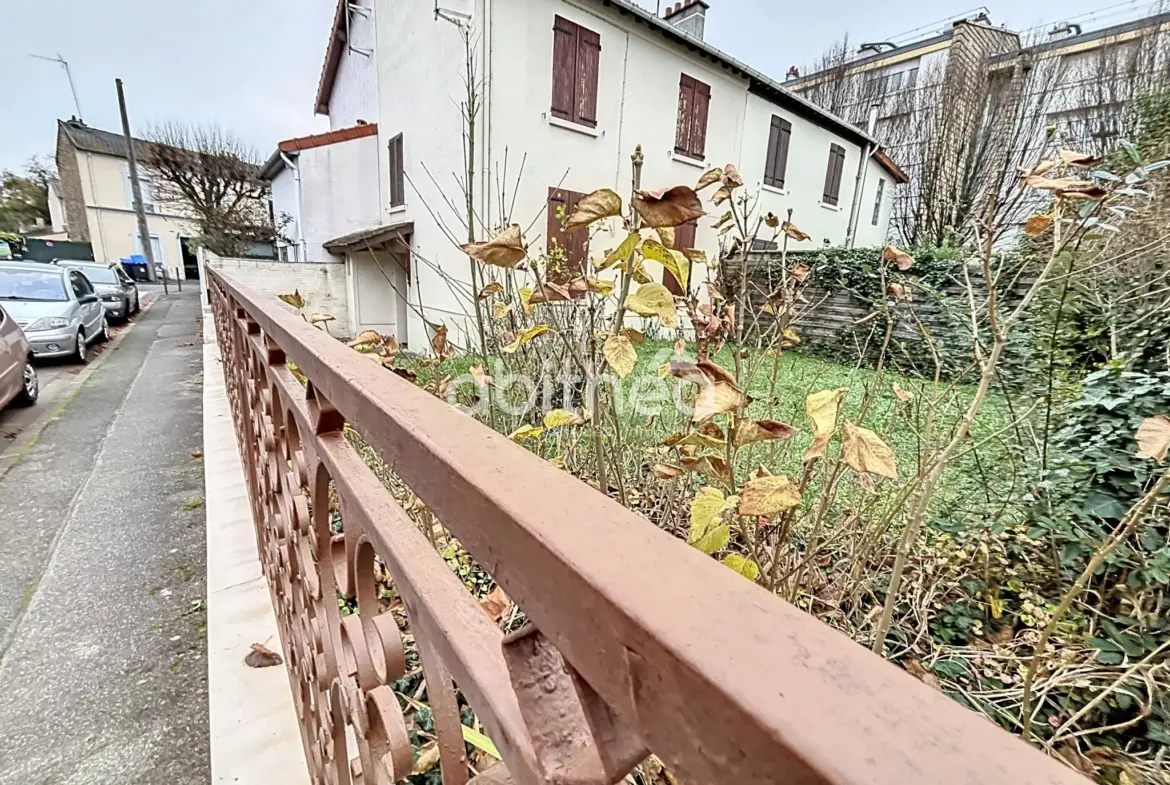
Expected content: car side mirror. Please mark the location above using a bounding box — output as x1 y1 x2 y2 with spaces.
79 294 98 304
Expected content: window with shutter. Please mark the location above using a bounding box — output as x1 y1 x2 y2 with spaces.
764 115 792 189
662 220 696 295
872 179 885 225
388 134 404 207
550 16 601 129
547 187 587 276
822 143 846 206
674 74 711 160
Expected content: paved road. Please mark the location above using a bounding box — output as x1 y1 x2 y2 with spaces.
0 291 209 785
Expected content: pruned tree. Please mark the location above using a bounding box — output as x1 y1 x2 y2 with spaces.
143 122 272 257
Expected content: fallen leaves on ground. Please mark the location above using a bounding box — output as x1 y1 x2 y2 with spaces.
479 585 510 620
245 643 284 668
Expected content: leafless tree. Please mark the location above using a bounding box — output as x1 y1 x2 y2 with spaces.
143 122 273 257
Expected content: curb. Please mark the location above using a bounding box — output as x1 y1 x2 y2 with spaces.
0 294 162 480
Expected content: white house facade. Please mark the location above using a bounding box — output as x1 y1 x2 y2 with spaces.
269 0 905 347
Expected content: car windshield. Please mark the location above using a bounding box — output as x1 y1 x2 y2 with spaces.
75 266 118 284
0 269 69 302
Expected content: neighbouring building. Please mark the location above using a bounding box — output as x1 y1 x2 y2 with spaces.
264 0 907 348
55 118 203 278
787 9 1170 244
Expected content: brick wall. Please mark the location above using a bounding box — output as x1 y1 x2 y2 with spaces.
204 255 351 337
55 130 88 242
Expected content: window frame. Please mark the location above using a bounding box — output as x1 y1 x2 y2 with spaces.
388 133 405 209
69 270 94 299
871 178 886 226
674 73 711 161
763 115 792 190
550 16 601 130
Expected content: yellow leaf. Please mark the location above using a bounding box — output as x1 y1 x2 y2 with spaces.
625 283 677 327
412 743 441 775
621 327 645 344
781 328 801 348
477 282 504 300
664 431 725 450
689 486 730 543
712 210 733 230
1136 415 1170 462
642 239 689 291
544 408 585 429
502 323 549 353
492 301 513 320
989 596 1005 620
722 554 760 581
629 254 653 284
278 290 305 309
695 167 723 191
683 247 708 265
597 232 640 271
1024 215 1053 236
764 212 779 228
657 362 671 379
842 421 898 479
461 224 527 267
566 188 623 232
518 286 534 305
656 226 675 248
548 456 567 470
691 524 730 555
738 474 801 517
586 277 615 297
671 360 750 422
603 334 637 378
508 424 544 441
732 419 797 447
461 725 502 760
631 185 705 228
802 388 847 462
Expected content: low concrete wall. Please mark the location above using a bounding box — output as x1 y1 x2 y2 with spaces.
203 254 350 337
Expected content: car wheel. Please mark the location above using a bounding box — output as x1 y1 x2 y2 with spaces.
132 293 140 314
99 317 110 342
12 360 39 407
75 330 89 364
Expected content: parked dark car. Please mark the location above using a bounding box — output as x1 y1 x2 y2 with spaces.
57 261 140 322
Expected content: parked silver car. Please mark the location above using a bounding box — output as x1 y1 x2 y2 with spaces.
57 261 140 322
0 262 109 363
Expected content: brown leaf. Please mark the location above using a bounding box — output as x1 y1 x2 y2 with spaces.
479 585 510 621
802 388 847 462
391 367 418 383
721 163 744 188
711 186 733 206
310 313 336 326
348 329 383 349
790 263 811 282
245 643 284 668
781 221 810 242
1135 415 1170 462
764 212 779 228
842 421 898 479
566 188 623 232
738 474 801 516
682 247 708 265
903 658 941 690
652 463 685 479
656 226 676 248
705 282 725 302
887 282 912 302
277 290 305 309
1058 149 1103 167
621 327 646 344
892 382 913 403
430 325 450 358
695 167 723 191
679 455 732 485
669 360 750 422
1024 214 1053 237
461 224 527 267
527 281 578 304
469 365 493 388
632 185 704 228
1056 182 1108 200
477 282 504 300
733 419 797 447
882 245 915 271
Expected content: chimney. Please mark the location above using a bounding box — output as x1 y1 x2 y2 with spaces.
662 0 709 41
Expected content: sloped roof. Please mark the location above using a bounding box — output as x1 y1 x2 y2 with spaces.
259 123 379 180
57 119 154 160
314 0 349 116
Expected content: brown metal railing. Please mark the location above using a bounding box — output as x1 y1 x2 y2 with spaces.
207 267 1085 785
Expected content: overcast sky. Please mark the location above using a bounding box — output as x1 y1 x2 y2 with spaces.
0 0 1157 173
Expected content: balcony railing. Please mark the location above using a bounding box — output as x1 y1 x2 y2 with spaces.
207 267 1085 785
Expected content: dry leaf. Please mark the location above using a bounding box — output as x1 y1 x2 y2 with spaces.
1058 149 1103 167
597 232 640 271
461 224 527 267
277 290 305 309
892 382 913 403
1057 182 1108 200
566 188 623 232
656 226 676 249
430 325 450 358
492 301 513 319
764 212 779 228
803 388 847 462
628 254 653 284
842 421 898 479
781 221 810 242
887 282 912 302
586 277 616 297
882 245 915 271
621 327 645 344
671 360 750 421
632 185 705 228
245 643 284 668
479 585 509 620
502 324 549 353
310 313 335 325
695 167 723 191
543 409 584 429
603 334 638 378
711 185 733 206
527 281 575 305
683 248 708 265
722 164 744 188
1024 214 1053 236
664 431 725 450
652 463 685 479
412 743 442 776
733 419 797 447
1135 415 1170 462
706 282 725 302
348 329 383 349
391 367 418 383
679 455 732 485
469 365 493 388
903 658 941 690
689 486 730 542
478 282 504 300
738 474 801 516
625 283 678 328
643 239 689 291
508 424 543 441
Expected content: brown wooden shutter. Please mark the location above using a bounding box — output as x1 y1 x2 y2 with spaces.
662 220 696 295
388 134 404 207
551 17 578 121
823 143 846 206
675 74 695 155
575 27 601 127
690 79 710 159
765 116 791 188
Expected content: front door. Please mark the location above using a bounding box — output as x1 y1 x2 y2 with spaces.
352 251 408 342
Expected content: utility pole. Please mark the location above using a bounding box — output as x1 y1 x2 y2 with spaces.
30 54 83 120
116 78 157 282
